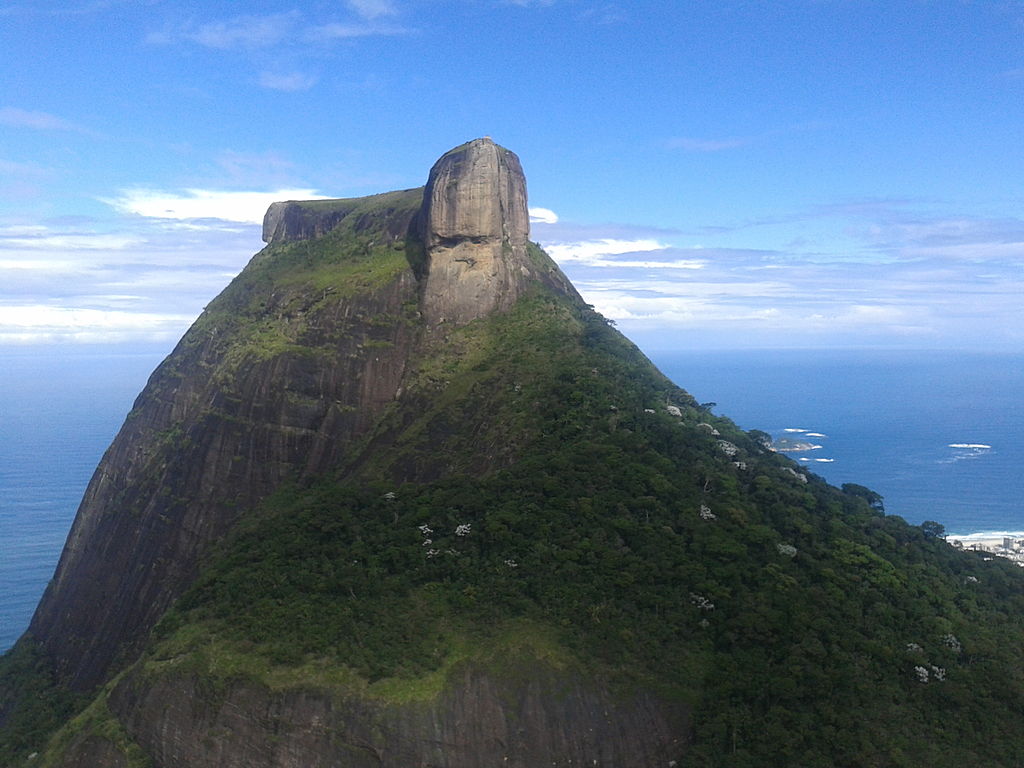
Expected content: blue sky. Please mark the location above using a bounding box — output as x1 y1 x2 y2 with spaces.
2 0 1023 351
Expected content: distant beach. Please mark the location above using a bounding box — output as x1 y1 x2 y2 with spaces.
946 532 1024 567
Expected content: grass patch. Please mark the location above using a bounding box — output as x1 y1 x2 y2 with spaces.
37 677 150 768
145 614 576 708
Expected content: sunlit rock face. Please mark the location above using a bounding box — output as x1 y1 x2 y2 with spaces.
420 137 535 326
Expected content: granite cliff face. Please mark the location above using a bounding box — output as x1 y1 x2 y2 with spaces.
27 195 423 692
87 662 685 768
420 138 535 326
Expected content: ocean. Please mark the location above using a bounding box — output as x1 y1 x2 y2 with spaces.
0 348 165 654
1 347 1021 652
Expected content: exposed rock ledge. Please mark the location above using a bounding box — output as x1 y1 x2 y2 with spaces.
263 189 423 245
53 663 688 768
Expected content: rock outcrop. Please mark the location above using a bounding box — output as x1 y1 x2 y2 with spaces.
27 267 422 690
6 138 692 768
420 138 536 326
263 190 422 246
98 664 686 768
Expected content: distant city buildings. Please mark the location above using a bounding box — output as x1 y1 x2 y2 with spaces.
948 536 1024 567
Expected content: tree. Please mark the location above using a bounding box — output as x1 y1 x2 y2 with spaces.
841 483 884 513
921 520 946 539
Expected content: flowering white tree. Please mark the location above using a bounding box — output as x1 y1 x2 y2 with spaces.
776 543 797 558
690 593 715 611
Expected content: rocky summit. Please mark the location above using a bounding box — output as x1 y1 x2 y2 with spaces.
2 140 1024 768
419 138 534 326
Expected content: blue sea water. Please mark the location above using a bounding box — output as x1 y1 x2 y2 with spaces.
1 347 1021 652
0 347 165 653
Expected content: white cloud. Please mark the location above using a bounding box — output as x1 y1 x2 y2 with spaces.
146 10 416 59
898 242 1024 262
542 238 669 264
585 290 923 334
149 12 411 48
529 207 559 224
527 213 1024 348
0 304 196 344
539 238 705 270
0 225 49 236
0 207 268 346
0 106 78 131
308 22 410 40
0 258 83 272
578 278 794 298
187 12 298 49
258 71 318 92
592 258 705 270
0 232 142 251
582 291 769 326
347 0 398 19
105 188 330 224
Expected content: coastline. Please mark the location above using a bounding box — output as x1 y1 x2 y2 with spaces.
946 531 1024 567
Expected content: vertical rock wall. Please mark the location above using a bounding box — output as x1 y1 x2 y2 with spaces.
420 138 536 326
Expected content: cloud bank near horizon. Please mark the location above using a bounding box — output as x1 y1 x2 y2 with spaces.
531 207 1024 350
0 186 1021 349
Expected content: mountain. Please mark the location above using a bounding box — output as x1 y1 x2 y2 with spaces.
2 138 1024 767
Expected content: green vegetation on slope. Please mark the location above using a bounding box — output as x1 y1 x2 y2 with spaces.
179 187 424 371
0 642 90 766
142 294 1024 767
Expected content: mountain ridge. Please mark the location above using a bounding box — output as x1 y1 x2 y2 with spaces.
3 138 1024 767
